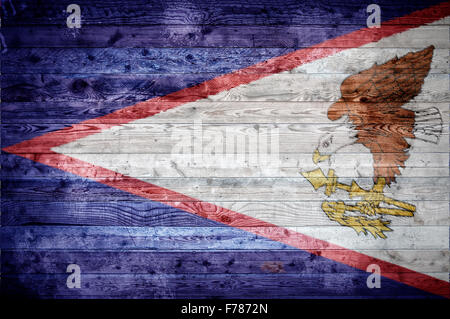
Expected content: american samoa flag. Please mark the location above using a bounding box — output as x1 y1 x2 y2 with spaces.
1 0 449 299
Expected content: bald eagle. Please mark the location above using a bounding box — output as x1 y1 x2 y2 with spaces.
316 45 442 185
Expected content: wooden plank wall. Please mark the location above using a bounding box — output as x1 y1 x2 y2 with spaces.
1 0 449 298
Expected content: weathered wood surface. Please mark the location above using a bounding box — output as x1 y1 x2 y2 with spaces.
2 176 448 201
1 1 449 299
3 250 448 274
3 25 450 48
1 226 448 251
4 273 443 298
2 73 448 102
0 25 363 48
2 200 448 227
3 124 448 151
4 0 448 26
3 48 449 74
3 152 448 176
2 101 449 124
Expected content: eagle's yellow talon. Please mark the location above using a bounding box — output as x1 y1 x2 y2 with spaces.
302 167 415 239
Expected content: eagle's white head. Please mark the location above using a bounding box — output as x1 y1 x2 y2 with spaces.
316 115 358 158
314 115 374 184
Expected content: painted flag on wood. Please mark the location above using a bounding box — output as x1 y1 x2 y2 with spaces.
1 0 449 299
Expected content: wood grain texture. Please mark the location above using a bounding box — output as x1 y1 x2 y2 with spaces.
1 0 449 299
3 152 447 177
3 48 448 74
3 25 450 48
0 24 361 48
3 273 442 298
4 0 448 26
3 124 447 153
49 123 447 153
1 226 447 251
3 250 447 274
3 73 448 102
2 200 447 227
2 176 448 201
2 101 448 124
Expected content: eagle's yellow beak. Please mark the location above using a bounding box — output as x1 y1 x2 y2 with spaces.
313 149 330 164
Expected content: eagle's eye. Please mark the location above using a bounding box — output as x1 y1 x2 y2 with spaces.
322 141 330 148
359 97 369 103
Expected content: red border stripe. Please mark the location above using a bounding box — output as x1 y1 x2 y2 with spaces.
3 2 450 298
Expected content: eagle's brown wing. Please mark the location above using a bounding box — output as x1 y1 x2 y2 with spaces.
327 46 434 184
